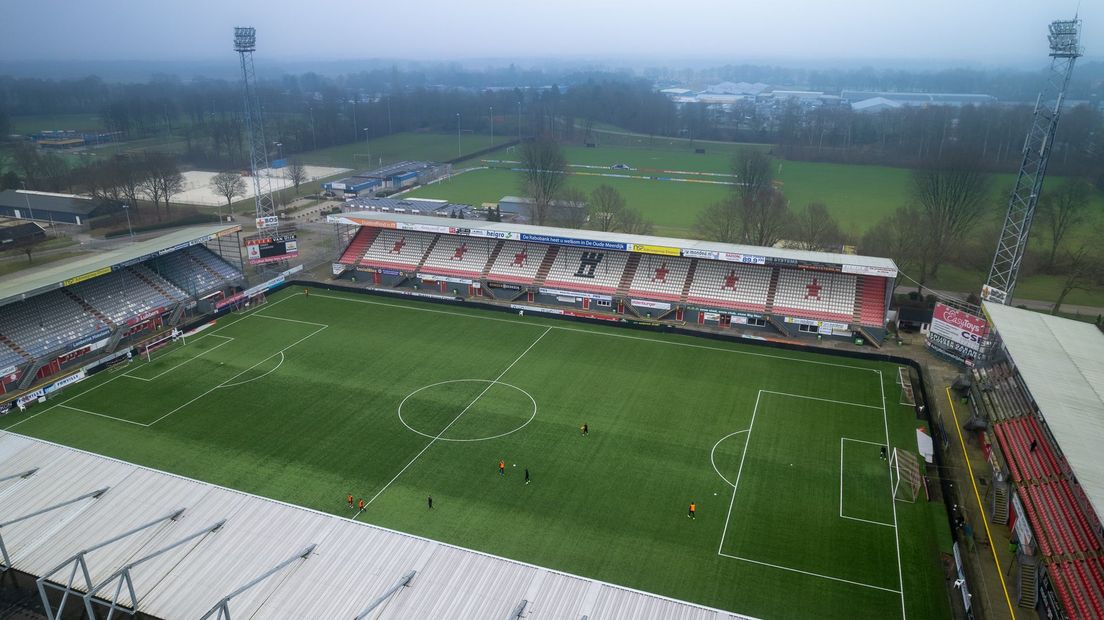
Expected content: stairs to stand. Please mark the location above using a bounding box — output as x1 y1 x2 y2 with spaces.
414 235 442 271
680 259 698 303
343 227 380 266
482 240 506 277
129 267 176 301
1018 558 1038 608
765 268 780 313
61 289 116 329
0 333 33 363
993 484 1010 525
534 246 560 285
617 254 641 296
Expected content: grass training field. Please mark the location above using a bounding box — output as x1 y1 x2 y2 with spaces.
1 287 952 619
300 131 516 170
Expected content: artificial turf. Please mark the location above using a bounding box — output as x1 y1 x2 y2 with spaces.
1 287 952 619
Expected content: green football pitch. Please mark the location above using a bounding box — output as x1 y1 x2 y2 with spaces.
1 287 951 619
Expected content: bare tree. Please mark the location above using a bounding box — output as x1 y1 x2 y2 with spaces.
742 188 794 247
1052 245 1102 315
588 184 625 232
211 171 246 215
694 198 742 243
1038 178 1092 271
138 161 165 220
518 137 567 225
144 153 185 215
619 208 654 235
860 206 925 293
11 143 40 188
793 202 844 251
555 187 589 229
911 153 992 279
733 149 772 203
285 160 307 195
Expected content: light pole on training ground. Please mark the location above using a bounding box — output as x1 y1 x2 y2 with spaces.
363 128 371 166
122 204 134 238
517 100 522 143
489 106 494 147
456 113 461 158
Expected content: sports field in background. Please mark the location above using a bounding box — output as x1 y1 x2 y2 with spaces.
299 131 516 170
1 287 952 619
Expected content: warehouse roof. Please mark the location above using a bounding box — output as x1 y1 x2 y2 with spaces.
0 224 240 307
0 433 754 620
983 302 1104 519
0 189 104 216
327 211 898 276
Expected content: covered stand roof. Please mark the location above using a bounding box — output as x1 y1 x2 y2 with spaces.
0 224 240 307
983 302 1104 519
0 433 753 620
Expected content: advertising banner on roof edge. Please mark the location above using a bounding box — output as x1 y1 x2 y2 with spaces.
928 303 989 356
630 243 680 256
520 233 628 251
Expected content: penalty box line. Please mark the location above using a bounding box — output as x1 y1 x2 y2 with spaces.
716 390 901 600
123 335 235 382
839 437 894 528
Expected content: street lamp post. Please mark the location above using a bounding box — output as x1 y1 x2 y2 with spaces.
363 128 371 165
456 113 461 158
517 100 522 142
122 204 134 238
489 106 494 147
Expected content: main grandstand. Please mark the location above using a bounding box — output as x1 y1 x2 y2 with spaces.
0 225 245 397
961 303 1104 618
328 212 896 346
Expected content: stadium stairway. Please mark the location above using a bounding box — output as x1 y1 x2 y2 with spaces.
128 266 178 302
616 254 641 296
1018 557 1038 608
414 235 442 272
0 333 32 364
993 484 1009 525
185 252 227 285
679 259 698 304
61 289 116 329
481 240 506 277
340 228 379 265
534 246 560 285
764 268 780 313
855 326 882 348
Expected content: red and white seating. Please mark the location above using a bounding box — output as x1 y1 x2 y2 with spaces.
627 255 692 301
856 276 887 327
773 270 856 322
420 236 495 277
360 230 435 271
543 247 629 294
485 242 549 284
686 261 771 311
338 228 379 265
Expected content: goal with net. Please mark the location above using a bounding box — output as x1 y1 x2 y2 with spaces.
889 448 923 502
897 367 916 406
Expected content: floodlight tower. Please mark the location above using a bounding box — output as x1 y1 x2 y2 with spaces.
234 27 278 232
983 19 1082 304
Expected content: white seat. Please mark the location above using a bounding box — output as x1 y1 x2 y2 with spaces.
543 247 629 293
486 242 549 284
686 261 771 311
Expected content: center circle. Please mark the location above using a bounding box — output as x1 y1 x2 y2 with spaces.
397 379 538 442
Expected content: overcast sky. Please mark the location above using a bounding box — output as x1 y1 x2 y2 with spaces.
0 0 1098 66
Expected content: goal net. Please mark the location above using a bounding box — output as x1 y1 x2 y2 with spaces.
897 367 916 406
138 328 184 363
889 448 923 503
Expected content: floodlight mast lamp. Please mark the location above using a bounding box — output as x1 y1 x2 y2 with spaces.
983 19 1082 305
234 26 278 232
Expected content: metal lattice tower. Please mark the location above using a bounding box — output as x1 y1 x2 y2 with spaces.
233 27 278 231
983 19 1082 304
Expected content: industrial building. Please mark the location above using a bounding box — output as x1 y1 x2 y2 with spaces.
321 161 450 197
0 189 115 226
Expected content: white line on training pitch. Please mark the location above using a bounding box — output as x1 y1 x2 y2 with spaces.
356 326 553 514
839 437 895 528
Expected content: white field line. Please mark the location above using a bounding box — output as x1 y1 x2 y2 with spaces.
717 390 761 554
879 370 907 619
709 429 750 488
220 352 285 388
253 314 330 328
759 390 882 410
57 404 147 427
145 324 327 427
123 336 235 382
355 326 553 517
717 552 901 594
306 292 879 374
839 437 894 528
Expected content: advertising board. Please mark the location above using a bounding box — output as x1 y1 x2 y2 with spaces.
929 303 989 355
246 234 299 265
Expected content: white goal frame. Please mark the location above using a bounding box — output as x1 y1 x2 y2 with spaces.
897 367 915 406
889 447 922 503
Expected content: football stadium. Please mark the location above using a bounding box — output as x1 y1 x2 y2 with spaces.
0 215 961 620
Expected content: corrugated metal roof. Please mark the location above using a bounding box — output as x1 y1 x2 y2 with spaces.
329 211 897 273
983 302 1104 519
0 433 758 620
0 224 240 306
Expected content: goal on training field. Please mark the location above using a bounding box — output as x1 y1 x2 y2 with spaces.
889 448 923 503
897 367 916 406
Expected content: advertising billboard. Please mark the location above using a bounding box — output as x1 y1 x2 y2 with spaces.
246 234 299 265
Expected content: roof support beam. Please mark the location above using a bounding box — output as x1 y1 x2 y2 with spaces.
37 508 184 620
0 486 107 572
353 569 416 620
83 518 226 620
0 467 38 484
508 599 528 619
200 543 316 620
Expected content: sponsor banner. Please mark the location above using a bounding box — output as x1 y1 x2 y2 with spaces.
0 402 10 416
538 288 612 302
520 233 627 251
84 348 133 374
215 226 241 238
127 307 165 326
555 296 578 304
681 248 718 260
486 282 521 290
0 365 17 377
630 299 672 311
842 264 898 278
332 263 346 276
417 273 473 285
783 317 849 330
929 303 989 354
630 243 680 257
468 229 516 240
256 216 279 230
382 289 455 300
2 370 21 385
214 265 303 310
718 252 766 265
329 216 399 227
1011 493 1035 548
980 285 1007 304
703 312 721 321
380 269 402 276
510 304 564 316
246 234 298 265
154 237 215 258
62 266 112 287
57 345 92 365
215 292 246 310
43 370 86 395
925 333 978 366
563 309 620 322
18 388 45 407
398 222 452 234
67 327 111 351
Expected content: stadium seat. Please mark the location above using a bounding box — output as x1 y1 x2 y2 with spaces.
148 247 241 295
627 255 692 301
772 269 856 323
419 235 496 277
685 261 771 311
543 247 629 294
69 268 188 326
855 276 887 326
360 229 437 271
485 241 550 284
0 290 106 360
339 227 380 265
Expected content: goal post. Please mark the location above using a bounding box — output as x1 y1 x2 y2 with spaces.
889 448 922 503
897 367 916 406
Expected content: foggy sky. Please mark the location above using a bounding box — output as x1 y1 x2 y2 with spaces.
0 0 1099 67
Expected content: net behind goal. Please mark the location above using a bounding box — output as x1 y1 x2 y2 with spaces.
889 448 923 502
